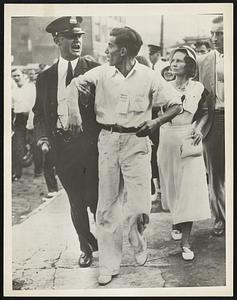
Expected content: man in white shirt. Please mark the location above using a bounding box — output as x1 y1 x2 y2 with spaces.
32 17 100 268
12 68 36 181
67 26 182 285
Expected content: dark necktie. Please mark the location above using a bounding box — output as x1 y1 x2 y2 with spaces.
66 61 73 86
152 64 155 70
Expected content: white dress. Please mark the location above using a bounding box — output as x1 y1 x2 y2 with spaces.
157 80 211 224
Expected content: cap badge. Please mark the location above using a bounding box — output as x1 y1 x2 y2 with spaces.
69 16 77 24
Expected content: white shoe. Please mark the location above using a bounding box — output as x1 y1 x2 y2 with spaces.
135 249 148 265
98 275 113 286
171 229 182 240
181 247 194 261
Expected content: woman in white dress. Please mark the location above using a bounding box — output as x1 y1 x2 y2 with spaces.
157 46 211 260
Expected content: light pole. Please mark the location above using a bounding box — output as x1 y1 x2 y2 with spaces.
160 15 164 56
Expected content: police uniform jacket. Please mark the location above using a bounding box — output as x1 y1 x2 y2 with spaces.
33 57 100 156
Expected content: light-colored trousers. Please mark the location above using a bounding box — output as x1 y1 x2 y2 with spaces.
96 130 151 276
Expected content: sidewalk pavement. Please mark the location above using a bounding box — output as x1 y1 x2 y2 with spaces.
12 189 226 292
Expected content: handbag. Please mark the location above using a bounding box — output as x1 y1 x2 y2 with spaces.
180 136 203 159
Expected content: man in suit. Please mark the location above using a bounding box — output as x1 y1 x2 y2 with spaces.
197 15 225 236
32 16 100 267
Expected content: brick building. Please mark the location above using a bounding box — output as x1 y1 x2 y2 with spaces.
11 16 126 66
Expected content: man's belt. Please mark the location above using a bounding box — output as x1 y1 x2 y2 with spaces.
100 124 138 133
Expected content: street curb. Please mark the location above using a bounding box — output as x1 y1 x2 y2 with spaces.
13 189 65 226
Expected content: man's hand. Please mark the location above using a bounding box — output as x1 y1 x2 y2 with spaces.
136 119 159 137
66 110 83 138
74 78 92 96
41 142 50 154
66 80 84 137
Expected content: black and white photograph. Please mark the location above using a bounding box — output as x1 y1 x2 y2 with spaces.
4 3 233 297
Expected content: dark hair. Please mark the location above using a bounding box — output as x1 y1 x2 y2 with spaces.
11 68 22 74
136 55 150 67
173 49 197 78
195 41 211 49
110 26 143 57
212 15 223 24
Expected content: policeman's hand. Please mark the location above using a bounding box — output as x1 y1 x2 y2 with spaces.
75 78 91 96
66 111 83 138
136 119 159 137
41 142 49 154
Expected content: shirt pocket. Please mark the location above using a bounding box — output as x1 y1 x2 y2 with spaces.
130 96 148 113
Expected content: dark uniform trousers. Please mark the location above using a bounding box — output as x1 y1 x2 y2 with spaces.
149 110 160 193
53 133 99 253
12 113 28 178
203 110 225 223
33 58 100 254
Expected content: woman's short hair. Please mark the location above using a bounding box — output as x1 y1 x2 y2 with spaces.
110 26 143 57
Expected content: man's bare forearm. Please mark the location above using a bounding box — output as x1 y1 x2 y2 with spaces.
154 104 182 127
136 104 182 137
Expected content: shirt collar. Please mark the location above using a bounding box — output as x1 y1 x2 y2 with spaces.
58 56 79 71
215 50 224 60
111 59 139 78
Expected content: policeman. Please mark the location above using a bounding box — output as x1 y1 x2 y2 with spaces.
33 16 100 267
148 43 162 70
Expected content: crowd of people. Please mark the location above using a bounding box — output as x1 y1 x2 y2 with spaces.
11 64 59 199
12 15 225 286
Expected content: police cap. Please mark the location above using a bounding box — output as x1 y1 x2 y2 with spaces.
46 16 85 36
148 44 161 55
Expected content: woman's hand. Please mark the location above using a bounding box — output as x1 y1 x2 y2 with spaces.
191 128 203 145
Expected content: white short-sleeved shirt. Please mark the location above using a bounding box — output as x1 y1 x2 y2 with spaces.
12 81 36 114
70 61 181 127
